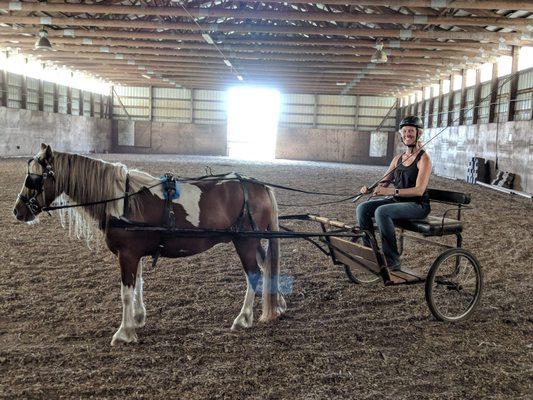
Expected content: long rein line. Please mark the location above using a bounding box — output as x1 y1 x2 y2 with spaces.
42 181 164 212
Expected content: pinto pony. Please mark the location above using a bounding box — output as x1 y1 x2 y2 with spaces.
13 144 286 345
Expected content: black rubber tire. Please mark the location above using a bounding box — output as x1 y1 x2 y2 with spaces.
425 248 483 322
344 265 380 284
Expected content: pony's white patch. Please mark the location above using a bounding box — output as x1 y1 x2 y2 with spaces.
111 168 202 227
215 172 239 185
111 283 137 345
231 275 255 330
133 259 146 328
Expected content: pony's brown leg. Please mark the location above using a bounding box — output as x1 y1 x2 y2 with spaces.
231 238 262 330
111 251 141 346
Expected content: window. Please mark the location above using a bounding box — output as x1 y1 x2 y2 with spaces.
431 83 440 97
480 63 493 83
0 49 111 94
452 75 462 91
442 79 451 94
518 46 533 71
497 55 512 77
465 69 476 87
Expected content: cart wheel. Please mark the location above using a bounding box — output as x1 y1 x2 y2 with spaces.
425 248 483 322
344 265 380 284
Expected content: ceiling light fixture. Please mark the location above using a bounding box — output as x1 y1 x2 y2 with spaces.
35 27 52 50
371 41 387 64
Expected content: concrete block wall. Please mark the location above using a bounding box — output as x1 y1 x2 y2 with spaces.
276 126 393 165
395 120 533 193
113 120 227 155
0 107 112 157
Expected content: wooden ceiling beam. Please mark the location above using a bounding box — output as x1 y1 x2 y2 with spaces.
0 27 512 56
219 1 533 12
0 34 498 60
1 2 529 29
9 42 466 67
0 16 528 44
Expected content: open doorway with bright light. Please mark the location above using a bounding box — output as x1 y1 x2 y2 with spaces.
226 87 280 160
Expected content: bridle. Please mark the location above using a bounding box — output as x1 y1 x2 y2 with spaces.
18 157 55 215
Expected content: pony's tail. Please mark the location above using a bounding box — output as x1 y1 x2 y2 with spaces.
260 186 286 322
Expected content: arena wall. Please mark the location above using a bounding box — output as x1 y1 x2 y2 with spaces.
276 126 394 165
395 120 533 193
0 107 112 157
112 120 227 155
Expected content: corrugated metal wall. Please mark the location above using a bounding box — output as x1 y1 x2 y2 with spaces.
114 86 397 132
405 69 532 126
279 94 396 131
0 70 110 118
113 86 226 125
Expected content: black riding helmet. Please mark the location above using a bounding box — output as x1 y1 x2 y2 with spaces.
399 115 423 130
399 115 423 147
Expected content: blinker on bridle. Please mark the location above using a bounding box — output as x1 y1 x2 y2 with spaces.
19 157 55 215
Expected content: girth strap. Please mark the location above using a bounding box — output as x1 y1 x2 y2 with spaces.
231 173 259 232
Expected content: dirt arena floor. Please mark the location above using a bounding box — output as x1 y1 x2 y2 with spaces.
1 153 532 399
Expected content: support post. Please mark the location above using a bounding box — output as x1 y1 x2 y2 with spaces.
20 74 27 110
354 95 360 130
428 86 435 128
190 88 194 123
89 92 94 117
148 85 153 121
437 80 444 127
66 86 72 115
472 69 481 124
53 83 58 113
79 90 84 116
488 62 499 123
1 70 8 107
447 75 454 126
459 69 467 125
38 78 44 111
312 94 318 128
507 45 520 122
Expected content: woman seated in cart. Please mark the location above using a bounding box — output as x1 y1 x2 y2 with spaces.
356 115 432 271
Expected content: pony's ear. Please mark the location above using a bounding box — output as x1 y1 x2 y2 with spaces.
41 143 53 161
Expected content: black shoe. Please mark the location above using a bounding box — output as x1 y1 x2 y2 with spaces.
388 263 401 271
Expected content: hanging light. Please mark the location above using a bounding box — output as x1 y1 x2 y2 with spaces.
35 27 52 50
371 41 387 64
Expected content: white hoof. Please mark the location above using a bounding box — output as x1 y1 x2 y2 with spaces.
111 327 138 346
134 309 146 328
231 313 253 330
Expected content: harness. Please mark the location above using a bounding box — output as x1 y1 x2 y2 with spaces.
141 172 258 268
18 157 55 215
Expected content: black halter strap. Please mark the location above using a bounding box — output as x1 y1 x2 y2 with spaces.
19 157 55 215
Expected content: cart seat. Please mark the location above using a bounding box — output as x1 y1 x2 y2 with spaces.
396 216 463 236
395 188 470 237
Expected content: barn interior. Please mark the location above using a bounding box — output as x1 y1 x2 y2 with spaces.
0 1 532 399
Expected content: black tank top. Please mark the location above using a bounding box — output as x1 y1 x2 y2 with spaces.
394 150 430 204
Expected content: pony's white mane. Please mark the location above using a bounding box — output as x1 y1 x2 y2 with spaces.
49 151 192 248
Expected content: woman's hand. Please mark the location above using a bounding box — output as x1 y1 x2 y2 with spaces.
360 186 370 194
373 186 394 196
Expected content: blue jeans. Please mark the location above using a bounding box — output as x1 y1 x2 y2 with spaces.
356 197 430 268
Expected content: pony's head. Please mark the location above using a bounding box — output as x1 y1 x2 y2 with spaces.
13 143 57 223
